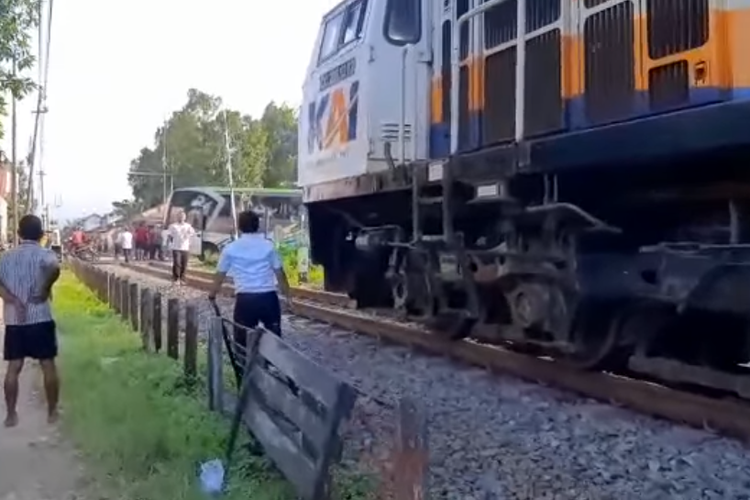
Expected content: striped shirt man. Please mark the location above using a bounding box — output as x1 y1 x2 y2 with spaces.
0 242 59 325
2 214 62 428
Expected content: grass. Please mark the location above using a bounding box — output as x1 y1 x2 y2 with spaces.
53 271 293 500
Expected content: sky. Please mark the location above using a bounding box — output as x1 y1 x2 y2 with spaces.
1 0 339 222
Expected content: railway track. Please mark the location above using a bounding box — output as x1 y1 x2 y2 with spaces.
117 259 750 442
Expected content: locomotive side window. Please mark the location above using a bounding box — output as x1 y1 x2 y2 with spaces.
319 13 345 62
341 0 367 46
318 0 369 64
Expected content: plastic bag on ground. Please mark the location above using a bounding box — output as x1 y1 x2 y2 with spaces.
198 458 225 496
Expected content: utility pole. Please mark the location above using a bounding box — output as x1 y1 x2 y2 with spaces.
10 55 18 245
222 109 238 239
161 123 170 205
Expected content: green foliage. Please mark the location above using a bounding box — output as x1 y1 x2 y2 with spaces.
0 0 40 138
111 198 145 219
277 242 324 288
129 89 298 208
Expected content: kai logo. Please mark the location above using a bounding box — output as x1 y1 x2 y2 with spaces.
306 80 359 154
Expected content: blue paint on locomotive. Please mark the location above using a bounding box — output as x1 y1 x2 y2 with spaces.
428 87 750 169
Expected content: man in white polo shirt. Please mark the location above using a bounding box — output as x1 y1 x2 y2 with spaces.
168 211 195 285
207 210 292 341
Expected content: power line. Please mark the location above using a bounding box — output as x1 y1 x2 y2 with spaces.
26 0 54 217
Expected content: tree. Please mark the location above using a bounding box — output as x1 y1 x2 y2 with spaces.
7 163 29 225
127 89 299 207
111 199 144 220
260 102 297 187
0 0 40 138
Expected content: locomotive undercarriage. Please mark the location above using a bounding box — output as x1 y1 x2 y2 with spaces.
307 157 750 399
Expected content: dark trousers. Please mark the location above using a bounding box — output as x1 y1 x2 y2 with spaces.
233 292 282 348
172 250 189 281
4 321 58 360
122 248 131 262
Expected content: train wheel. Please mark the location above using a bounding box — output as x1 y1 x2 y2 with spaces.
426 312 477 341
567 304 622 370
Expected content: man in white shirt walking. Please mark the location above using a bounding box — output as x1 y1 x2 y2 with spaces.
208 210 292 341
168 211 195 284
118 226 134 263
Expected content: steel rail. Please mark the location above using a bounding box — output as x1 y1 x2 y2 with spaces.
115 261 750 442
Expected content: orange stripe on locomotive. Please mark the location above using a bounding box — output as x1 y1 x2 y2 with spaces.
427 2 750 158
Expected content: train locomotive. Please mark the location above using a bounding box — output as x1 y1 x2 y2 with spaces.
298 0 750 397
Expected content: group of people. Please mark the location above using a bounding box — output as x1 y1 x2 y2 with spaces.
114 222 167 262
114 212 195 284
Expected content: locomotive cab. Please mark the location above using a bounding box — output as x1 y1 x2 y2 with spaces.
298 0 431 190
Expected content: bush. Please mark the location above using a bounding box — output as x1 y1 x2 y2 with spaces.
277 242 324 288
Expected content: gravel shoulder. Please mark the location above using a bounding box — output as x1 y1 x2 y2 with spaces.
101 263 750 499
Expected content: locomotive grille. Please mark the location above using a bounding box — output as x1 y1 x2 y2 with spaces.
484 0 517 49
459 65 471 149
647 0 709 59
441 21 451 127
649 60 690 110
482 0 518 145
483 47 517 145
583 0 610 7
583 2 636 124
524 29 563 136
525 0 560 32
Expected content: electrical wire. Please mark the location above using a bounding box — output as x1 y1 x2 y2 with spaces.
26 0 54 213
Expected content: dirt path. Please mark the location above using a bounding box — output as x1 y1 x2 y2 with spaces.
0 330 85 500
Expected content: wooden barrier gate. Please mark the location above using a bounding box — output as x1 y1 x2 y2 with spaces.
208 315 357 500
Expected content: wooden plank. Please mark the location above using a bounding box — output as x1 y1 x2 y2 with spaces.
140 288 152 350
166 298 179 360
184 303 198 380
113 277 121 313
242 397 319 500
129 283 139 332
257 332 342 408
394 398 429 500
207 317 224 412
107 273 115 307
120 279 130 322
246 362 330 452
152 292 162 352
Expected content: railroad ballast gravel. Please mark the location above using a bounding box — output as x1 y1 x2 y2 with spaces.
98 263 750 499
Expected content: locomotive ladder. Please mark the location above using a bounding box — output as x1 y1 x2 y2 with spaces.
412 162 481 323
